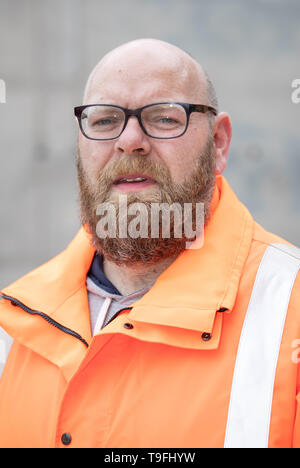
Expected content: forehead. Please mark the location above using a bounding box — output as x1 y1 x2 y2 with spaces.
84 44 207 106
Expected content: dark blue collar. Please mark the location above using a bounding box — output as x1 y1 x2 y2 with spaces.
88 253 121 295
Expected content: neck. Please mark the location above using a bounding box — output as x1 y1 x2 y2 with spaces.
102 254 179 296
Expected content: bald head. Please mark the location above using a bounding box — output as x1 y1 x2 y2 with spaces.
83 39 218 112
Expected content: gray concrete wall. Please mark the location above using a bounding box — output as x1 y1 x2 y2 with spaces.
0 0 299 287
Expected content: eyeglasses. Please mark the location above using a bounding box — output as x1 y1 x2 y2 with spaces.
74 102 217 141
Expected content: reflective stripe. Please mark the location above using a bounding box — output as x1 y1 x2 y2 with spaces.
224 243 300 448
0 327 13 380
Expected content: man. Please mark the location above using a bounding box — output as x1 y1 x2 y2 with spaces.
0 38 299 448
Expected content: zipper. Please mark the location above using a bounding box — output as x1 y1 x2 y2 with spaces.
0 293 89 348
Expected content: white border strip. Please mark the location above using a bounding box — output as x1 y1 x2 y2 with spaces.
224 243 300 448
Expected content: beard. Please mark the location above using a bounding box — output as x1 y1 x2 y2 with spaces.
76 135 216 265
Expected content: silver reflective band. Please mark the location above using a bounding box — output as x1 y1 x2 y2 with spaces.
224 243 300 448
0 327 13 380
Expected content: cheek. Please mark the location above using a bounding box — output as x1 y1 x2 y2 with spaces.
156 140 200 184
78 137 113 182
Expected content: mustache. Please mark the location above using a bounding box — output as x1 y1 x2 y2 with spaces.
76 132 216 209
97 154 172 188
77 151 175 204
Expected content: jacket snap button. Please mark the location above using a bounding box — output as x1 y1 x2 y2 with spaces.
61 433 72 445
123 323 134 329
201 332 211 341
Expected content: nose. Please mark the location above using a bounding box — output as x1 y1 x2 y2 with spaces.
114 116 151 156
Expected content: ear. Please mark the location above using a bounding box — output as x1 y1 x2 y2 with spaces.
212 112 232 175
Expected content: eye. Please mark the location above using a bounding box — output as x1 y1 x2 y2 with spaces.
147 114 182 128
89 114 122 128
159 116 179 124
94 118 114 126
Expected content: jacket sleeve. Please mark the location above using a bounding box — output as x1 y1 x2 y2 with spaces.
293 393 300 447
292 273 300 448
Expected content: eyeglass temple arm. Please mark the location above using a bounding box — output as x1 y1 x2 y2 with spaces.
191 104 217 116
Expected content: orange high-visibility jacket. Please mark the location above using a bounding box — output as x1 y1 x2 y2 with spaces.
0 176 300 448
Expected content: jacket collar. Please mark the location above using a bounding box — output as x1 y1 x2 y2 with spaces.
129 176 254 333
0 176 254 373
0 228 95 380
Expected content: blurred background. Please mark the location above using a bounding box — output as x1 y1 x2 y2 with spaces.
0 0 299 287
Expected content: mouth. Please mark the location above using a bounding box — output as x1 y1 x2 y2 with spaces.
113 174 156 192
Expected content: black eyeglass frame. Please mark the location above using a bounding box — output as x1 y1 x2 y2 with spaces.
74 102 217 141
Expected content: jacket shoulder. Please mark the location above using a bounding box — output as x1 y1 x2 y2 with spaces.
253 221 299 250
252 220 300 277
